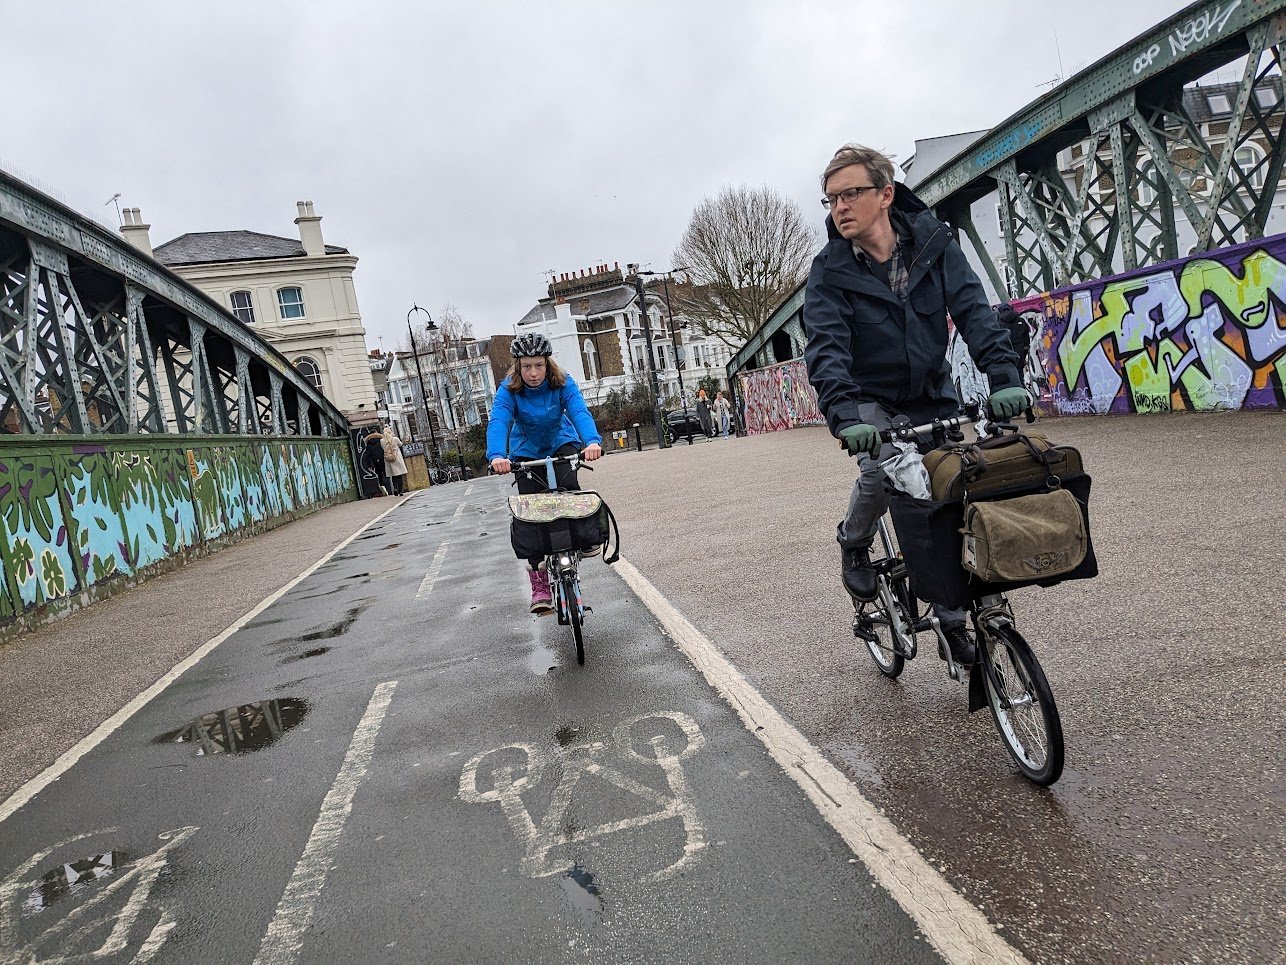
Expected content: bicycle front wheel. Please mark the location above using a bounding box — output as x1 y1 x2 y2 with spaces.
856 521 914 678
980 624 1064 785
562 573 585 665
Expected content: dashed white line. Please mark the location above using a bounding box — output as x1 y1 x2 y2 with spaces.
453 502 466 518
614 557 1029 965
254 680 398 965
416 540 451 599
463 484 474 497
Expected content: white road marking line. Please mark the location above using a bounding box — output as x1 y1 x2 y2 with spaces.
416 540 451 599
254 680 398 965
614 558 1030 965
452 501 467 517
463 484 474 497
0 497 412 828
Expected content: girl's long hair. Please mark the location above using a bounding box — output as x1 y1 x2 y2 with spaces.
506 356 567 392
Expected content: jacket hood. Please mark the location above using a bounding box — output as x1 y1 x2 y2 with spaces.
825 181 934 241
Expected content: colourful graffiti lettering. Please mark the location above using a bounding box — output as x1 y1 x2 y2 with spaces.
1048 241 1286 414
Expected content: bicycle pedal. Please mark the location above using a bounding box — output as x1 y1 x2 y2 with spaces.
583 605 592 614
852 616 878 644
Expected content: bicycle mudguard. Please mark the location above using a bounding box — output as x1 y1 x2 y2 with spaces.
968 661 988 712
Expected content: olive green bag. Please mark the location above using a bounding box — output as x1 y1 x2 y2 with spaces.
960 488 1088 583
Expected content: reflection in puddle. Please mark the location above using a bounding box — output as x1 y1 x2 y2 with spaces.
526 644 559 675
559 865 603 923
555 724 580 746
22 852 125 916
156 698 309 756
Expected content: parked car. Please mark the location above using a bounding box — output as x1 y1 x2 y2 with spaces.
664 408 704 444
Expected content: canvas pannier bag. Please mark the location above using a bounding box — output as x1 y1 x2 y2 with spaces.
890 477 1097 608
508 491 618 563
923 431 1083 501
961 488 1087 583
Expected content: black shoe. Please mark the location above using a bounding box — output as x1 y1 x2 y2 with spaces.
939 625 977 666
842 546 877 601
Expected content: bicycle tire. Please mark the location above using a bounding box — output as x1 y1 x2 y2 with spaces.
979 623 1064 785
562 573 585 665
856 521 913 678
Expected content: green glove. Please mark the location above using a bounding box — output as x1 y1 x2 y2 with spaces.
988 387 1029 420
838 423 881 457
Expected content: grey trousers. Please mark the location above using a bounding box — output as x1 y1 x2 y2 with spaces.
836 403 967 629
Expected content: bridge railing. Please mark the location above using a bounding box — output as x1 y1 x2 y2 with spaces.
0 171 350 440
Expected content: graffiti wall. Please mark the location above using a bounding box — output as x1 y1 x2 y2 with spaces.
0 436 355 632
948 236 1286 415
737 359 824 434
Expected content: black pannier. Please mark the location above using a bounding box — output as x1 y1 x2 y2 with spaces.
508 491 618 562
889 472 1098 610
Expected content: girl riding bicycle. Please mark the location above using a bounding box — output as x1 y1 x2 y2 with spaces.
487 333 603 612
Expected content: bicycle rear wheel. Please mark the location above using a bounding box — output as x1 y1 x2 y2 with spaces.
855 519 914 678
979 624 1064 785
561 572 585 665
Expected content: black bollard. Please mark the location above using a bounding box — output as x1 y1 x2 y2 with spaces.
632 423 643 452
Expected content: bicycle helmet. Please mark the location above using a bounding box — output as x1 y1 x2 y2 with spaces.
511 332 553 358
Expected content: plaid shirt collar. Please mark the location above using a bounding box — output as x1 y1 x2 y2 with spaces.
851 213 912 298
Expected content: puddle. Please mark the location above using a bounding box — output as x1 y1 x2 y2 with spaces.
555 724 580 746
22 852 125 916
525 644 559 675
155 698 309 756
281 647 332 664
246 617 287 628
559 865 603 923
479 532 489 537
300 603 370 641
426 521 444 527
383 543 401 549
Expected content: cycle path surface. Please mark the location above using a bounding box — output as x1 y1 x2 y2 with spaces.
593 410 1286 965
0 478 1014 963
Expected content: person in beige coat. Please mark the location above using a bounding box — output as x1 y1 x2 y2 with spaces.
381 431 409 495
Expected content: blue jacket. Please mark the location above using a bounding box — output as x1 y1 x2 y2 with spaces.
486 375 602 461
803 182 1021 432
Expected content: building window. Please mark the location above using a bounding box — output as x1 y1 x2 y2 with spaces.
1234 144 1266 189
229 290 256 325
1255 87 1279 110
1206 93 1231 115
691 344 703 367
277 287 306 320
293 356 323 388
633 344 646 372
583 339 598 381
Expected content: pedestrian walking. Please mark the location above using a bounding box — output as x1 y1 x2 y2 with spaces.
382 431 408 495
712 390 733 437
695 388 714 437
360 429 389 497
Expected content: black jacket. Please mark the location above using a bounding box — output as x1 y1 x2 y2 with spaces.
802 182 1020 433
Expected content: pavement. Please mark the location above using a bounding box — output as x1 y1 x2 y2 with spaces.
0 410 1281 964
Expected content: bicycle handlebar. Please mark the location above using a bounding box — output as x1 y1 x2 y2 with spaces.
509 453 593 472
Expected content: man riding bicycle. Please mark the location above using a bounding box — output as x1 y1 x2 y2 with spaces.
802 144 1027 667
487 332 603 613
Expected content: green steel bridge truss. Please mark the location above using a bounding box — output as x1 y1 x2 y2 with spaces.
917 0 1286 298
0 172 349 439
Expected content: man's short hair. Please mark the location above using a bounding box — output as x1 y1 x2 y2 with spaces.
821 144 897 191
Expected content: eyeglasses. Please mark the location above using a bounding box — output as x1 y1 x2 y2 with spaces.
821 185 882 209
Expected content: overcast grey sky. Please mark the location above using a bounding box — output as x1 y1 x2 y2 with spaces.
4 0 1194 348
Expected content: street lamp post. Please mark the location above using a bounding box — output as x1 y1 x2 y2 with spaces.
428 329 469 479
406 304 441 473
627 264 668 448
639 266 694 445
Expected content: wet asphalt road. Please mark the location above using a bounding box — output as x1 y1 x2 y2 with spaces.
592 412 1286 965
0 480 943 964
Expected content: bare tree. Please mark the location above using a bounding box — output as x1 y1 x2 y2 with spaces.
671 185 819 349
403 302 476 351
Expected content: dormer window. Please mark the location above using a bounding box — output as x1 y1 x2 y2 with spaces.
229 290 256 325
277 286 306 320
1206 93 1231 115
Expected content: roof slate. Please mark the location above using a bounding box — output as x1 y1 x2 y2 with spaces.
153 230 348 266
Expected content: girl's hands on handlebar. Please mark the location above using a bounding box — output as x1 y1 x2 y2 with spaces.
582 443 603 461
490 457 511 474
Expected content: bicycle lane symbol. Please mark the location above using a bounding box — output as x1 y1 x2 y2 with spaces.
459 711 707 881
0 825 197 963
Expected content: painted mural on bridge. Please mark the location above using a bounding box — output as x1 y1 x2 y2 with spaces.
737 359 824 434
949 236 1286 415
0 437 355 630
